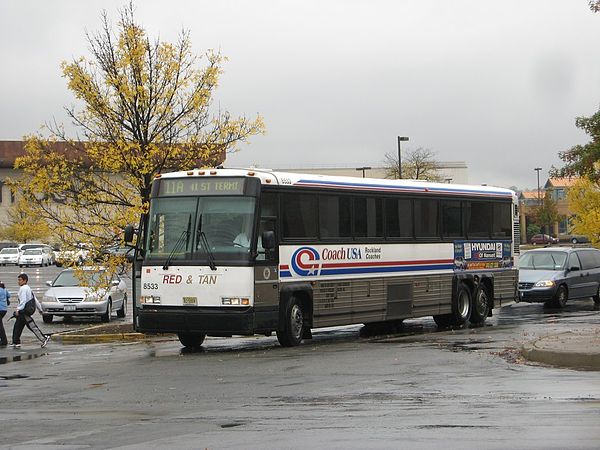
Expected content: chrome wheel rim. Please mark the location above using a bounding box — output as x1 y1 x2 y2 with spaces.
458 290 470 318
290 304 303 340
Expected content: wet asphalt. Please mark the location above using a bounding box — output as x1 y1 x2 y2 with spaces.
1 265 600 448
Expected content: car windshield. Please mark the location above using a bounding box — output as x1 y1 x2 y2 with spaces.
23 249 42 255
0 248 18 254
52 271 106 287
519 251 567 270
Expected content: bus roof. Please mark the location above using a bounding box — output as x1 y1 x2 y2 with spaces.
156 168 516 199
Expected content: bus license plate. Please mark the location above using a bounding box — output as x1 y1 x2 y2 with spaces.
64 305 76 311
183 297 197 306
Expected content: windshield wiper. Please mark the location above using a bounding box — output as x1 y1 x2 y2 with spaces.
196 214 217 271
163 217 191 270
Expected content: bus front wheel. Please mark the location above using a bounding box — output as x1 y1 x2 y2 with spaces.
277 296 305 347
178 333 206 348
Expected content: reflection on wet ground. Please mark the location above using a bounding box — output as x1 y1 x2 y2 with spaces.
141 299 600 363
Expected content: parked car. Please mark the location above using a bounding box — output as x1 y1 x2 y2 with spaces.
569 235 589 244
0 247 20 265
18 248 51 267
518 247 600 308
100 245 135 262
530 234 559 245
54 243 91 267
40 268 127 323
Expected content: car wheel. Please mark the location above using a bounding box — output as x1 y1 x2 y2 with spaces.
101 300 112 323
553 285 568 308
470 285 490 326
178 332 206 348
42 314 53 324
276 296 306 347
117 294 127 318
593 285 600 305
572 238 578 244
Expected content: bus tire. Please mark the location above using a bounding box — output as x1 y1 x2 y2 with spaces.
178 332 206 348
451 282 472 326
277 296 305 347
470 285 490 326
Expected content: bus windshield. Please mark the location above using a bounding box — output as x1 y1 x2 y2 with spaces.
145 196 256 263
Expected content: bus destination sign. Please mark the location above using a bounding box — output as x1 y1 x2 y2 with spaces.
158 177 245 196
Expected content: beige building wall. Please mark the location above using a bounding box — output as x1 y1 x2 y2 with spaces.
274 161 469 184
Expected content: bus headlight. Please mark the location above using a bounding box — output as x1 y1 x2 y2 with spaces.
534 280 555 288
221 297 250 306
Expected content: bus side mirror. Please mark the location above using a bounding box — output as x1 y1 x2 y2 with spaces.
124 225 135 243
261 231 276 250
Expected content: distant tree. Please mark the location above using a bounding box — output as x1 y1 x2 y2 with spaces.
384 147 443 181
551 108 600 182
532 191 562 236
526 223 541 239
12 2 264 263
0 198 51 243
590 1 600 13
566 177 600 244
527 191 562 234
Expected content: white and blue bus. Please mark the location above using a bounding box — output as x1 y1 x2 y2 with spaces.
125 168 519 347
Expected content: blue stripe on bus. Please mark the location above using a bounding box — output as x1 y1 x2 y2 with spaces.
279 263 454 277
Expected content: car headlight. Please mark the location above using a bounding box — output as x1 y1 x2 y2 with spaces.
85 293 103 302
534 280 555 288
43 295 57 302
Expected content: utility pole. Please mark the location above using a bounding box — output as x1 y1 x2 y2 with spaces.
397 136 409 179
534 167 542 206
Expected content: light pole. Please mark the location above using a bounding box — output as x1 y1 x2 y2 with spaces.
397 136 409 179
355 166 371 178
534 167 542 205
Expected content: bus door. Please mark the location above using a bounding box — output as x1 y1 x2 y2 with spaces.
253 192 279 330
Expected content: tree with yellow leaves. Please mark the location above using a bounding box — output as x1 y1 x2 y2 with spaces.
13 2 264 262
0 198 51 244
566 177 600 245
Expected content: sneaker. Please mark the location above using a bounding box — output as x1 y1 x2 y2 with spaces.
12 343 21 348
41 335 51 348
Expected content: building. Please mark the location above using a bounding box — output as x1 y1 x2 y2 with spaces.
518 177 579 243
275 161 469 184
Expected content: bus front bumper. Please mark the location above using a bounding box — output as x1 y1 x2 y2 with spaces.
135 305 256 336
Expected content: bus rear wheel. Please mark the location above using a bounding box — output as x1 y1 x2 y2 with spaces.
470 286 490 326
277 296 305 347
178 333 206 348
433 282 472 328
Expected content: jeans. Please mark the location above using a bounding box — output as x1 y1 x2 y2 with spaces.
0 310 7 345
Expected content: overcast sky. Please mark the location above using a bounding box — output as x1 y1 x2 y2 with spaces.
2 1 600 190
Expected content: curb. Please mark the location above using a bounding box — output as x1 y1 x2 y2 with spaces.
521 331 600 371
52 332 148 345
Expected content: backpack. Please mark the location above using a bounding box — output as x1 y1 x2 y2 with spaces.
23 296 36 316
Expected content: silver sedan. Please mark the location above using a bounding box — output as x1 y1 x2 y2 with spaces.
40 268 127 323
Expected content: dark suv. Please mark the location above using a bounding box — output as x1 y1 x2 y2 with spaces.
518 247 600 308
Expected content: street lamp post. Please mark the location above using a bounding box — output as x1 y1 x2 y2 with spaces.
355 166 371 178
397 136 409 179
534 167 542 205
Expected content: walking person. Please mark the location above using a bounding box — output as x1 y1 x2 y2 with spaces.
0 281 9 347
11 273 50 348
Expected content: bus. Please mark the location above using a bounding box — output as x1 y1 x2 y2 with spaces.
124 168 519 348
